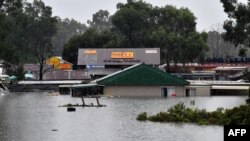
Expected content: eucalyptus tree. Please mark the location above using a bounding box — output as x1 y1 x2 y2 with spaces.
87 10 112 32
112 0 152 48
147 5 207 72
238 48 247 58
221 0 250 100
220 0 250 48
62 0 208 72
63 28 101 67
24 0 57 80
62 28 122 67
52 18 87 56
0 0 26 77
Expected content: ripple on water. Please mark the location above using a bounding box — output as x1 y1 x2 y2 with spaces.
0 93 247 141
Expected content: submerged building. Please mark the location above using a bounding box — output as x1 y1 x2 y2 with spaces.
69 63 190 97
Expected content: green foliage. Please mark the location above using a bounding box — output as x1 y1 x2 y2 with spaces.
52 18 87 56
1 0 208 76
0 0 58 80
222 105 250 125
238 48 247 58
62 28 123 66
0 0 27 68
24 0 57 80
62 0 208 69
148 112 172 122
138 102 250 126
87 10 112 32
221 0 250 47
136 112 147 121
246 98 250 104
147 6 207 71
112 0 152 48
16 64 24 80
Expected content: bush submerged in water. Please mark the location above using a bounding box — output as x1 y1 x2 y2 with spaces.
246 98 250 104
137 102 250 125
136 112 147 121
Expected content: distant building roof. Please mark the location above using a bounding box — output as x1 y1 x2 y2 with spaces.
214 66 247 71
95 63 189 86
24 64 51 72
46 56 73 65
43 70 89 80
18 80 82 85
46 56 72 70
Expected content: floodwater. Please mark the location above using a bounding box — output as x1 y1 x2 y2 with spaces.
0 93 247 141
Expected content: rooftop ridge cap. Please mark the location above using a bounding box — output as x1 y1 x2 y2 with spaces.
94 63 142 83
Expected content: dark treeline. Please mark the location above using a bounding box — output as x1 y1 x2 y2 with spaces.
1 0 250 80
63 0 208 72
207 0 250 59
0 0 87 80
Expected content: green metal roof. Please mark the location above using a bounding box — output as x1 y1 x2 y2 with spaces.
96 63 189 86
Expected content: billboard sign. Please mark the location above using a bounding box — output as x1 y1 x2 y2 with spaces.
111 52 134 59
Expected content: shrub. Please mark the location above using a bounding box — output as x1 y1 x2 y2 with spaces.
136 112 147 121
137 103 250 125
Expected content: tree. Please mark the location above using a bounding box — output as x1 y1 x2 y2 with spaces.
220 0 250 48
62 28 122 67
221 0 250 102
207 31 237 58
0 0 26 73
24 0 57 80
238 48 247 58
146 6 207 72
52 18 87 55
197 32 210 63
112 0 152 48
87 10 112 32
62 0 208 73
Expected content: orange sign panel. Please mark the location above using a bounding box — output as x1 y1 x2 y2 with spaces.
111 52 134 59
59 63 72 70
84 50 96 54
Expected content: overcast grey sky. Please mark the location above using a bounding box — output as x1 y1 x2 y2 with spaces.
40 0 247 31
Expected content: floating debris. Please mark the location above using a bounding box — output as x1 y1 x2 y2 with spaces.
46 92 60 96
190 100 195 105
67 107 76 112
59 103 106 108
59 95 106 108
51 129 58 131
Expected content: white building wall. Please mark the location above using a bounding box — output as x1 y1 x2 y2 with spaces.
104 86 186 97
175 86 186 97
196 86 211 96
185 86 211 96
